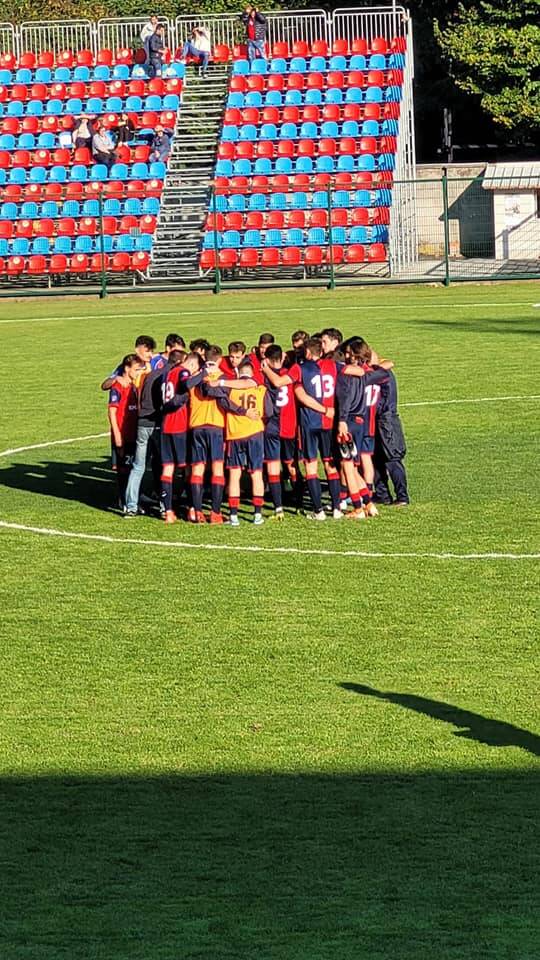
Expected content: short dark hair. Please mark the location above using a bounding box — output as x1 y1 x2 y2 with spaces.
321 327 343 344
346 338 369 362
228 340 246 354
265 344 283 363
304 337 323 358
185 351 202 368
239 360 254 375
189 338 211 354
165 333 185 349
168 349 186 366
258 332 274 346
122 353 141 371
206 344 223 361
135 335 156 350
291 330 309 344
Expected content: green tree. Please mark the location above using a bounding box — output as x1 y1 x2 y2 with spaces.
435 0 540 136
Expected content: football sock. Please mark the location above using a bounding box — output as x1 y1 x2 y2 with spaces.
306 473 322 512
351 492 363 510
327 469 341 510
268 472 282 510
253 495 264 516
229 495 240 517
161 474 173 512
340 483 348 504
191 475 204 512
359 485 371 504
211 476 225 514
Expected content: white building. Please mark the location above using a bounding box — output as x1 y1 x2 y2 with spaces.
483 162 540 261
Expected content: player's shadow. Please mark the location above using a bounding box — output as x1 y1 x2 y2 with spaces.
1 768 538 958
0 455 117 512
340 682 540 757
411 316 540 337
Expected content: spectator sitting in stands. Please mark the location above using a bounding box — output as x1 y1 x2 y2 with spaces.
240 5 267 62
150 124 171 163
140 14 158 64
72 115 94 150
114 113 136 145
178 26 211 77
92 121 117 172
148 24 166 79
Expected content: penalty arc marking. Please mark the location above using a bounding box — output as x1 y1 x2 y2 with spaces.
0 395 539 562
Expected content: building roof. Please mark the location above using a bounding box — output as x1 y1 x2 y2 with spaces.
483 162 540 190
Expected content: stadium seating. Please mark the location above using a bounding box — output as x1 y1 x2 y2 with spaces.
201 35 406 272
0 47 183 281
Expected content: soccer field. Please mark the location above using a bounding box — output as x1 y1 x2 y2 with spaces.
0 282 539 960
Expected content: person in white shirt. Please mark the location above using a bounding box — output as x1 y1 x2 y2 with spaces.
140 15 158 64
92 122 117 172
179 26 211 76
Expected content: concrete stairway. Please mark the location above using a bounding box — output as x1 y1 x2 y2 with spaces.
148 62 229 282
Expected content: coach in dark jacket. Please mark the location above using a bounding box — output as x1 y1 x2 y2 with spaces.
373 370 410 505
240 5 267 61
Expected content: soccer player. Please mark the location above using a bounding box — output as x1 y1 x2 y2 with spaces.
189 338 211 360
107 354 144 509
221 359 273 526
220 341 247 378
160 350 201 523
320 327 344 360
373 369 410 507
163 332 186 357
263 337 341 521
248 332 274 383
100 335 164 392
284 329 309 368
187 345 231 524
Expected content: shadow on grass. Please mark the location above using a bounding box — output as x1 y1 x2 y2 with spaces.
340 683 540 757
410 316 540 337
1 769 539 959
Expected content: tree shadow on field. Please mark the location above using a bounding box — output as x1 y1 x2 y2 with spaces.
340 683 540 758
410 316 540 337
0 455 117 512
0 769 539 960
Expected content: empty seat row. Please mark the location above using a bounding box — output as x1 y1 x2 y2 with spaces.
0 251 151 275
200 244 387 270
219 141 396 162
221 120 397 141
0 62 185 84
203 225 389 248
215 154 394 177
223 105 398 126
0 197 160 220
212 36 406 62
0 161 166 185
0 178 164 202
226 88 402 108
0 213 156 236
0 233 154 255
232 54 402 76
0 79 182 102
0 94 180 117
211 188 392 212
1 47 176 69
205 208 390 232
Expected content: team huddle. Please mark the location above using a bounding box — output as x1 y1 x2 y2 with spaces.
104 327 409 525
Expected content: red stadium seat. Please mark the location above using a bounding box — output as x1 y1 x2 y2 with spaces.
298 140 315 157
267 75 284 92
304 247 323 266
272 174 290 190
246 75 264 93
58 218 76 237
272 42 289 58
303 105 320 123
282 247 301 267
70 254 89 273
51 82 67 99
64 183 84 199
7 255 25 275
318 138 336 156
367 69 384 87
228 175 249 196
223 212 243 231
44 182 64 199
20 116 38 134
28 255 47 275
287 210 305 229
292 173 310 189
345 244 366 263
261 248 279 267
335 172 353 188
205 211 224 232
330 208 348 227
313 173 332 188
57 49 74 67
311 40 329 57
332 39 349 56
34 219 55 237
53 148 70 165
230 76 246 93
218 142 235 160
348 70 366 89
351 208 370 226
74 147 92 165
49 254 68 273
132 251 150 270
364 103 382 120
291 41 309 57
241 107 259 125
322 104 340 122
19 52 36 69
239 248 258 268
90 252 110 271
24 184 43 201
0 257 5 275
219 249 238 269
200 249 217 270
266 211 284 230
391 36 407 53
42 116 60 133
306 73 324 90
213 44 231 63
360 136 377 154
16 220 33 239
308 210 327 228
368 243 387 262
89 79 106 97
140 215 157 235
339 137 356 155
224 108 241 125
0 221 13 239
277 140 295 158
245 211 263 230
256 141 275 159
145 179 164 198
236 142 254 160
384 102 400 119
84 183 103 199
251 175 269 192
327 71 344 89
133 48 147 64
286 74 304 91
343 104 361 122
327 244 344 264
282 106 300 124
116 48 133 65
38 51 54 68
12 84 29 102
0 85 8 104
148 78 165 95
371 37 389 54
77 49 94 66
29 82 49 100
351 38 368 56
356 171 374 186
0 151 9 169
380 136 397 154
116 144 131 163
68 81 86 98
262 106 279 124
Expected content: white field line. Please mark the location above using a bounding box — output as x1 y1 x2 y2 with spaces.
0 520 538 561
0 301 538 324
1 393 539 459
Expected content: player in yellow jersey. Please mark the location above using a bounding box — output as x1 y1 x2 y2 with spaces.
215 359 273 526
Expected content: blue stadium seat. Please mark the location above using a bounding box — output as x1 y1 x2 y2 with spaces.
337 155 355 172
0 239 8 256
135 234 153 252
62 200 80 217
354 189 371 207
300 121 318 138
113 64 130 80
12 237 30 255
269 193 287 210
381 118 399 135
330 226 346 245
295 157 313 173
75 235 93 253
9 167 27 184
269 58 287 74
243 229 261 248
371 225 388 242
334 190 351 208
365 86 382 103
274 157 292 173
215 159 233 176
312 191 328 209
280 122 297 139
350 225 367 244
342 120 360 137
249 193 266 211
369 54 387 70
46 99 63 115
15 68 32 83
349 54 367 70
239 124 257 141
254 158 272 174
245 92 262 108
251 59 268 75
142 197 160 215
54 236 73 254
82 199 100 216
65 98 83 114
222 124 239 142
54 66 71 82
110 163 129 180
0 171 6 186
385 86 402 102
149 161 166 179
124 198 142 215
222 229 241 248
0 202 17 219
32 237 50 254
93 65 110 81
284 90 302 106
101 235 114 252
307 227 326 245
228 194 246 212
315 156 334 172
389 53 405 69
285 228 304 247
290 192 307 209
131 162 150 180
304 89 322 105
329 55 347 71
264 91 282 106
34 67 51 82
0 134 15 149
21 201 38 218
374 188 392 206
233 159 252 176
85 97 103 114
29 166 47 183
125 95 142 112
115 235 135 252
227 93 244 108
260 123 277 140
90 163 108 181
42 200 59 218
18 133 36 149
37 132 55 148
164 62 185 78
362 119 380 136
106 96 124 112
321 120 339 137
289 57 307 73
203 231 219 249
211 194 227 213
233 59 249 75
358 154 376 171
163 94 179 111
308 56 326 72
264 229 282 247
49 165 67 182
378 153 395 170
7 101 24 117
73 66 90 81
69 164 88 181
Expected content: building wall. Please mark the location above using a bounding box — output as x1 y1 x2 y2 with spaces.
415 163 495 259
492 191 540 260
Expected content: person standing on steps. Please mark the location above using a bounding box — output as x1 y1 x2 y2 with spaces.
240 5 268 62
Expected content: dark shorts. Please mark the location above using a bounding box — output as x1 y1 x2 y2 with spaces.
301 426 333 462
360 433 375 455
190 426 225 465
227 433 264 471
161 431 187 467
114 441 136 472
264 433 297 464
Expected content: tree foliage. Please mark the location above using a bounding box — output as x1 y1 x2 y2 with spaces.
435 1 540 135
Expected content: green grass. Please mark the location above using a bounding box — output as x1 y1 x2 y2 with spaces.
0 282 539 959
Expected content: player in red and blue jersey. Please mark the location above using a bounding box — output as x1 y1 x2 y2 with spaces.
261 344 299 519
219 341 247 378
248 332 274 385
107 354 144 509
160 350 203 523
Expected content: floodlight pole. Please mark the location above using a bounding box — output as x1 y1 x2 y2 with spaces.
441 168 451 287
211 187 221 294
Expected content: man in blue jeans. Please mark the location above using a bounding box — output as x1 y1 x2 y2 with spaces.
240 5 267 61
124 354 167 517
